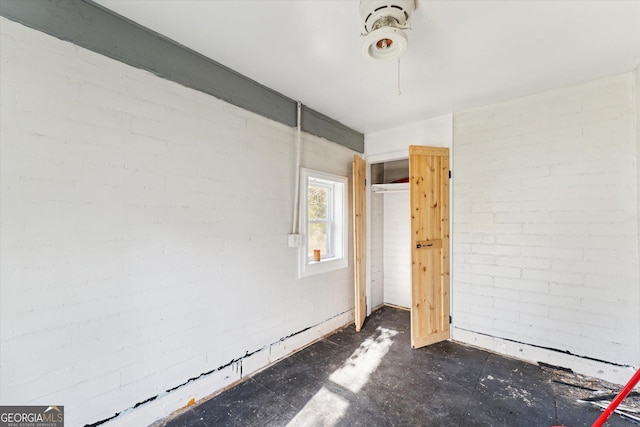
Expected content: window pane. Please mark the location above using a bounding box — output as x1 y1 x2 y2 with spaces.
299 168 347 277
308 185 328 220
308 222 329 258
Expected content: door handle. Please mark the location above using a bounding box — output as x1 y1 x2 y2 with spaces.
415 240 442 249
416 243 433 249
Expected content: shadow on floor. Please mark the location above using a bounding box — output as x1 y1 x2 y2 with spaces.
158 306 632 427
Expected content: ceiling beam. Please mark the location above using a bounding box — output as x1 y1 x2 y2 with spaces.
0 0 364 152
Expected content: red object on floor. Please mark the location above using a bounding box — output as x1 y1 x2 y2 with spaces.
591 368 640 427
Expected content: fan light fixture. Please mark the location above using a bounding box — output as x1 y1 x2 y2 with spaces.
360 0 416 61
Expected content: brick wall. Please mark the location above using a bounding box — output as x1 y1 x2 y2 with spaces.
637 67 640 353
453 72 640 367
0 18 354 426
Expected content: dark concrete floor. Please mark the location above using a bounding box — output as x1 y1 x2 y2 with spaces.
160 306 631 427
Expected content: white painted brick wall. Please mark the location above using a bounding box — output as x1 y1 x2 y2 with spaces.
0 18 355 426
453 72 640 367
637 67 640 357
635 66 640 370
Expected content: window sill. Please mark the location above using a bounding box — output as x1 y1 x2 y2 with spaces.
299 256 348 278
308 256 338 265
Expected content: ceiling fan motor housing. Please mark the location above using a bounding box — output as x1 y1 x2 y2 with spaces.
360 0 416 61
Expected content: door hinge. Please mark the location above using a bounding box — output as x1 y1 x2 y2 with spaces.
449 315 452 324
449 170 452 179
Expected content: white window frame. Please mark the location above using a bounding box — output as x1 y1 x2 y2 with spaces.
299 168 348 278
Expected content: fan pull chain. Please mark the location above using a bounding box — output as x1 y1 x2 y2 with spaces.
397 58 402 96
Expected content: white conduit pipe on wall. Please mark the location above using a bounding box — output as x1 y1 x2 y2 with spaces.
292 101 302 235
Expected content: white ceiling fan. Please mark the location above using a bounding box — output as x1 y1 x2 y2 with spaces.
360 0 416 61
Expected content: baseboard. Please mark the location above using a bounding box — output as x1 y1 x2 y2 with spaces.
382 303 410 311
451 327 638 388
103 309 354 427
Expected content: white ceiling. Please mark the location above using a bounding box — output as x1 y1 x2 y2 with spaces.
95 0 640 135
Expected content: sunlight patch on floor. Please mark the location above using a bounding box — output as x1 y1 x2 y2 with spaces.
285 386 349 427
285 326 398 426
329 326 399 393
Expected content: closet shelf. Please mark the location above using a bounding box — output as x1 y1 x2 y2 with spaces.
371 182 409 193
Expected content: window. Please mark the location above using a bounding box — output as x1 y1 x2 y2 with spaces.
299 168 348 278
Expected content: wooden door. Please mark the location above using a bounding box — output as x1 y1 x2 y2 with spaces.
409 146 450 348
353 154 366 332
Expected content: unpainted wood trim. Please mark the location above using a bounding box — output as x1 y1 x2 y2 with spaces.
353 154 367 331
409 145 449 157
